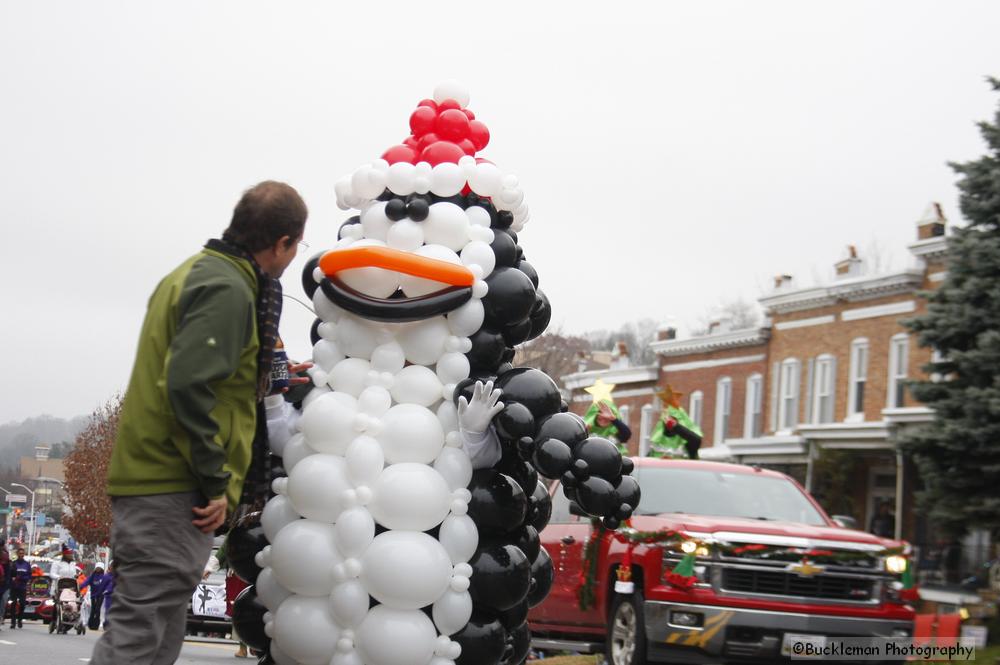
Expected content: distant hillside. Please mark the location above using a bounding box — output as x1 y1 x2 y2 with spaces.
0 414 90 470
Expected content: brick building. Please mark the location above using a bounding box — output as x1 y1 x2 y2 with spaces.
562 204 953 552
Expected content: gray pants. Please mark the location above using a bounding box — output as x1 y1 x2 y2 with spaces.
91 491 213 665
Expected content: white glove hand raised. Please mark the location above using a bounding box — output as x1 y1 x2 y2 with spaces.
457 380 505 435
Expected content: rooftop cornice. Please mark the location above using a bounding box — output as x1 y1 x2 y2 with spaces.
650 327 771 357
907 236 949 260
561 364 659 390
758 269 924 315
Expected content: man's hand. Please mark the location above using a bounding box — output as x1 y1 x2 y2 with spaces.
457 380 504 434
598 401 615 421
192 497 228 534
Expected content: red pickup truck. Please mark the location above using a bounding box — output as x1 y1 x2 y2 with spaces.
528 458 915 664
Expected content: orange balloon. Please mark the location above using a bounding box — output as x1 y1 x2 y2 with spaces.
319 246 475 287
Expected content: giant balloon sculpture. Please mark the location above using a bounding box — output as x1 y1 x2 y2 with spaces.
232 82 640 665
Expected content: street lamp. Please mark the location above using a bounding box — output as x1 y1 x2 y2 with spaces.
12 483 36 554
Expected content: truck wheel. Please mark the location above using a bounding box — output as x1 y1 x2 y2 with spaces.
606 590 648 665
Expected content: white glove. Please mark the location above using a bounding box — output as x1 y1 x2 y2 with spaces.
457 380 504 435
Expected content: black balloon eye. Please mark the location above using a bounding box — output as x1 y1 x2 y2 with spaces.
494 210 514 230
385 198 407 221
406 196 429 222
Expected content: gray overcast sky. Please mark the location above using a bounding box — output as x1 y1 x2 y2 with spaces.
1 1 997 424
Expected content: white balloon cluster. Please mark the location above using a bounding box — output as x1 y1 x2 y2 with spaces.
334 156 529 233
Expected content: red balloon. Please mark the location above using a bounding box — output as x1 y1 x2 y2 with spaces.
418 132 441 150
420 141 465 166
458 138 477 155
409 106 437 136
417 99 438 110
435 109 471 141
463 109 476 120
403 136 420 149
381 144 417 165
438 99 461 112
469 120 490 151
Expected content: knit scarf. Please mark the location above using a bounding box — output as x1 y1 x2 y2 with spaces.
205 238 283 518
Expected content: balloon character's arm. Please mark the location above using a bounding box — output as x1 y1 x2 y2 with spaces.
664 416 701 460
458 380 505 470
462 427 503 470
612 418 632 443
264 394 300 454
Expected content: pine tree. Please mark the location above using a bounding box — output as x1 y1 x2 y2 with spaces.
902 78 1000 537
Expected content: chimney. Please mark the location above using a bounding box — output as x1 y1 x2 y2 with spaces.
916 202 946 240
657 326 677 341
610 341 630 369
708 317 733 335
834 244 863 279
773 274 794 291
35 445 50 461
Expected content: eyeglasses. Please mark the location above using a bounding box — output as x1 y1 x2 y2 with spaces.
298 240 310 252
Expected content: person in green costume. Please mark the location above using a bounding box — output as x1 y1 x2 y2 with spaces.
648 386 702 459
583 399 633 455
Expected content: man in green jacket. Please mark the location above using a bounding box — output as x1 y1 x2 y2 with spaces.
91 180 307 665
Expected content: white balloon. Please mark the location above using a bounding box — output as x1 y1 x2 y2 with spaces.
386 161 416 196
333 652 364 665
361 532 452 610
390 365 443 407
270 521 342 596
398 245 462 298
470 163 502 198
345 434 384 486
256 567 292 611
460 240 496 278
287 454 353 523
312 291 344 323
465 206 491 228
433 80 470 108
337 316 380 359
330 579 370 628
432 589 473 636
386 219 424 252
273 595 341 665
433 447 473 492
369 463 451 531
300 392 358 455
435 352 470 386
261 494 301 542
423 203 469 252
329 357 371 397
468 225 495 244
377 404 444 464
430 162 465 197
439 514 479 564
370 341 406 374
281 433 316 473
446 299 485 337
269 640 298 665
312 339 345 372
335 506 375 557
340 239 398 299
360 202 391 241
436 400 459 433
357 385 391 416
357 606 437 665
396 317 450 366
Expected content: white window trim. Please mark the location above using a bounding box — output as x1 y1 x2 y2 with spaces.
778 358 800 433
689 390 704 429
744 373 763 438
887 333 909 408
846 338 869 422
714 377 732 444
811 354 836 424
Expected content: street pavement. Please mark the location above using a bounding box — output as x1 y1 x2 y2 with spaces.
0 620 246 664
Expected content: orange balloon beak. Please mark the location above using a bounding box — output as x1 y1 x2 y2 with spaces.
319 246 475 287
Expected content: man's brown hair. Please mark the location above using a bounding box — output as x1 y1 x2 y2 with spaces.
223 181 307 252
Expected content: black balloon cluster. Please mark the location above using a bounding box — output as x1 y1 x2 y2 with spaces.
222 512 273 664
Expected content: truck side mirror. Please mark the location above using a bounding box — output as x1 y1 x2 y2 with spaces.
831 515 858 530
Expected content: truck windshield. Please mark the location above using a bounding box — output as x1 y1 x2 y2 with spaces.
633 466 828 526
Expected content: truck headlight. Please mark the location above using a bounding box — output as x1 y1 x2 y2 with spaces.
680 541 698 554
884 555 907 574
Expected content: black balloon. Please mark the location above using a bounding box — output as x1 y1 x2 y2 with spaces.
526 480 552 532
496 368 562 420
494 403 535 444
535 412 588 450
497 598 529 631
614 475 642 513
495 449 539 499
483 267 537 329
494 210 514 230
527 291 552 341
406 196 430 221
309 318 322 345
501 318 533 347
490 230 518 267
384 197 407 221
503 622 531 665
575 436 623 479
517 261 539 289
468 543 531 611
511 525 541 562
526 548 554 607
621 456 635 475
532 438 573 478
231 586 269 652
575 476 619 516
467 328 507 372
228 512 266 584
467 470 528 534
301 252 324 300
453 613 508 665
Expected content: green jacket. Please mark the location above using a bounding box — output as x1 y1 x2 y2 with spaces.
108 247 259 511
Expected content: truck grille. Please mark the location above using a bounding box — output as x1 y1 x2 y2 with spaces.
721 567 875 601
